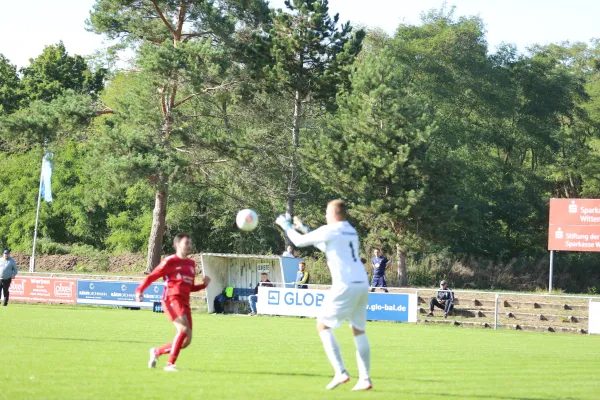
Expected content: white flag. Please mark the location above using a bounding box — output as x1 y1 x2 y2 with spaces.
41 153 53 202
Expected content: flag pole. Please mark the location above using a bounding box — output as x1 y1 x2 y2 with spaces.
30 155 44 273
548 250 554 293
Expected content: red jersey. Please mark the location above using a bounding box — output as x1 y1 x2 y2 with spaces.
136 255 205 301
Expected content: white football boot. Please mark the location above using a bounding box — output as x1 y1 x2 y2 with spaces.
148 348 158 368
164 364 179 372
325 370 350 390
352 378 373 391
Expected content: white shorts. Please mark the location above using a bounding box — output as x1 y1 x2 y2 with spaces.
318 282 370 331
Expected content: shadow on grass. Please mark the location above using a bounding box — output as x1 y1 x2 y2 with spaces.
184 370 581 400
185 368 440 383
10 304 149 312
14 336 154 344
404 392 579 400
185 369 330 379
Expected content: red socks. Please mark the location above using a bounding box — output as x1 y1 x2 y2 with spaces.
156 343 172 356
167 331 188 365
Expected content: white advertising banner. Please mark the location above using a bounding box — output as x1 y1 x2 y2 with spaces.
257 287 417 322
257 287 325 317
589 301 600 334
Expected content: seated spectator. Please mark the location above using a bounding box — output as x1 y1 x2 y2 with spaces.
282 245 295 258
427 280 454 318
248 273 273 316
291 261 310 289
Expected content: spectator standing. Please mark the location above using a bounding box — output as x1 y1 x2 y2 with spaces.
291 261 310 289
428 280 454 318
370 248 389 293
248 273 273 316
282 246 295 258
1 250 18 306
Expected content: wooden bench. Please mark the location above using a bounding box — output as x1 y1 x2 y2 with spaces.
224 288 255 313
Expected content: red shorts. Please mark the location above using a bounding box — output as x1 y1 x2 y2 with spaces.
162 296 192 329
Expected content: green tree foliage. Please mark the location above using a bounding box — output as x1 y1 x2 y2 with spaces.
0 54 21 115
2 4 600 291
261 0 364 236
0 141 108 253
0 92 97 150
20 42 105 103
386 10 593 260
0 150 41 252
309 29 436 285
88 0 271 271
311 11 598 286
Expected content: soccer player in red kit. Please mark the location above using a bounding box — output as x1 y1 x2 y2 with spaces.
135 233 210 372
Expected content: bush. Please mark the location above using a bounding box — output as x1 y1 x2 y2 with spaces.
74 263 92 273
37 238 72 255
71 243 109 272
305 253 332 285
406 260 438 287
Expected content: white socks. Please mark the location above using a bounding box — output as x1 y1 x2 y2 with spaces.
354 333 371 380
319 329 371 380
319 329 346 375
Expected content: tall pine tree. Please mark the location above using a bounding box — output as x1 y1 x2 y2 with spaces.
310 30 436 285
263 0 364 244
88 0 270 271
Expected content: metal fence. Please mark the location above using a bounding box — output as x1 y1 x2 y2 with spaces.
395 287 597 334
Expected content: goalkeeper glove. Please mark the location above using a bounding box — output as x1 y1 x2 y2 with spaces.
293 216 311 234
275 213 292 231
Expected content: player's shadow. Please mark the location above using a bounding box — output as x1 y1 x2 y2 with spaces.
186 368 439 383
186 368 329 378
14 335 154 345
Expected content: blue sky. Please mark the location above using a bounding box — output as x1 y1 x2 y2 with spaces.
0 0 597 69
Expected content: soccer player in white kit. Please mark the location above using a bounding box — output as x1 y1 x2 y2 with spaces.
276 200 372 391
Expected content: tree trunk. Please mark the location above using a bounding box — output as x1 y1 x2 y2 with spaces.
145 187 168 273
285 90 302 247
396 243 408 286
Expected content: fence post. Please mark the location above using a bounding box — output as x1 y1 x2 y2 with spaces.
415 290 419 322
549 250 554 293
590 298 593 336
494 294 499 330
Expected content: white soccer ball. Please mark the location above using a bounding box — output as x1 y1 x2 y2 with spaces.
236 209 258 231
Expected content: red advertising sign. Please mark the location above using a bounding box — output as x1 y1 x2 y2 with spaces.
549 199 600 251
9 277 77 304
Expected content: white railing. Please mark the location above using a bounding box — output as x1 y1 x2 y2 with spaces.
409 287 596 332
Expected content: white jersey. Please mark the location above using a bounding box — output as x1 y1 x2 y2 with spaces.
286 221 368 286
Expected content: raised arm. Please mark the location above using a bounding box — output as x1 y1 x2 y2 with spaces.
136 259 169 295
286 225 332 248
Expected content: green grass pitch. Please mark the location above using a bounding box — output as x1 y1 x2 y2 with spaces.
1 304 599 400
